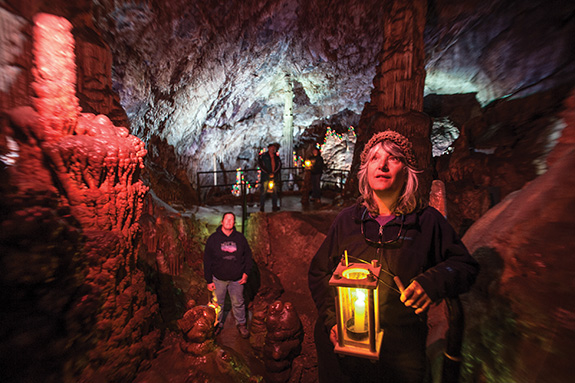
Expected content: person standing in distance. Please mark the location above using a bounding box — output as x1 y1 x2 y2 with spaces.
204 212 252 338
258 142 282 212
309 147 325 202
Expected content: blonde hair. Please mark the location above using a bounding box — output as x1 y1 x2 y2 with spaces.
357 141 421 215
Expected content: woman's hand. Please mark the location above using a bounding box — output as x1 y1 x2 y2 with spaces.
400 280 432 315
329 325 339 346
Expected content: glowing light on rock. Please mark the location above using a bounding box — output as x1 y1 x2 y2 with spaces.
19 13 159 381
431 117 460 157
318 126 357 186
424 71 480 102
32 13 80 136
232 168 252 196
0 136 19 165
293 151 303 167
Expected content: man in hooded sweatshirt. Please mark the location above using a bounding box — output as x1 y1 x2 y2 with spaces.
204 212 253 338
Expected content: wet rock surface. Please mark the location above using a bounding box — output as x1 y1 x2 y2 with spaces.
460 91 575 383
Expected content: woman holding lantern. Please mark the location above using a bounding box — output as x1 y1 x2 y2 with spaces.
308 130 479 383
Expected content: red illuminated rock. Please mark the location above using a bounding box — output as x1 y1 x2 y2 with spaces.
178 305 218 355
31 13 80 136
263 301 304 383
1 12 159 382
133 306 263 383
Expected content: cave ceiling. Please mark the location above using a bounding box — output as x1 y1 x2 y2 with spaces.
90 0 575 176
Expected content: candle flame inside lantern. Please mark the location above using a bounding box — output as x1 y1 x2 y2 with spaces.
354 290 366 332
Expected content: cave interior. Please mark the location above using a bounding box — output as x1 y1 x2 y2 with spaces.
1 0 575 382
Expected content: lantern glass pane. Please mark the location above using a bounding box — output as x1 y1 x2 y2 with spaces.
337 286 370 344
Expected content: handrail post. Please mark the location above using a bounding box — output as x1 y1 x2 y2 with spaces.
241 177 247 234
196 172 201 204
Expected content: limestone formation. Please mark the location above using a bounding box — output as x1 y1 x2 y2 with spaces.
264 301 304 383
346 0 432 200
134 305 263 383
2 13 159 382
460 92 575 383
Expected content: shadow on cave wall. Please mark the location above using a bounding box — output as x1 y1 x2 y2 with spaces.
461 246 519 382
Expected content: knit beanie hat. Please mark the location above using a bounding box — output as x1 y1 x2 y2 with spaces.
360 130 417 167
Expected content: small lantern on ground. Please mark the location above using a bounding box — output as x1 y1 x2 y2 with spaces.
329 253 383 360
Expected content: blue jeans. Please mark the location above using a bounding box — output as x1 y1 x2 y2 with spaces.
213 276 246 325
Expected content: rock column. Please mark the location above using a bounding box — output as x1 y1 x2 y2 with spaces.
347 0 432 199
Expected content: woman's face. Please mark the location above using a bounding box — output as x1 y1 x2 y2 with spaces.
367 144 406 196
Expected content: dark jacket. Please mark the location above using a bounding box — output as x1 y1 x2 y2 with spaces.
258 151 282 181
310 154 324 175
308 203 479 332
204 226 253 283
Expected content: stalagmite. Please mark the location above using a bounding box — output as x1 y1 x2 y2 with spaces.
1 13 159 381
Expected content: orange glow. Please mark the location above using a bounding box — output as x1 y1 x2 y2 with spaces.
342 268 369 280
207 301 222 326
354 291 366 332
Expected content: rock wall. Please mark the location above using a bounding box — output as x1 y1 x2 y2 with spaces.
1 12 159 382
460 91 575 383
137 193 212 325
430 84 573 235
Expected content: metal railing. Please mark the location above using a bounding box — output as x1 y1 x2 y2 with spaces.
196 166 350 201
196 166 349 232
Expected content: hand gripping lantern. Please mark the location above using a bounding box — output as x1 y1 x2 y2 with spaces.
329 252 383 360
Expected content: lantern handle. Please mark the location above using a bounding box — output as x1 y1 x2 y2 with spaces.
393 275 406 293
342 250 349 266
342 255 404 294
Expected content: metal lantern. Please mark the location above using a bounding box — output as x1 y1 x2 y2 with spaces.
329 255 383 360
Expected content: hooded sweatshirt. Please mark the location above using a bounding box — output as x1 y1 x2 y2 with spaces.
204 226 253 283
